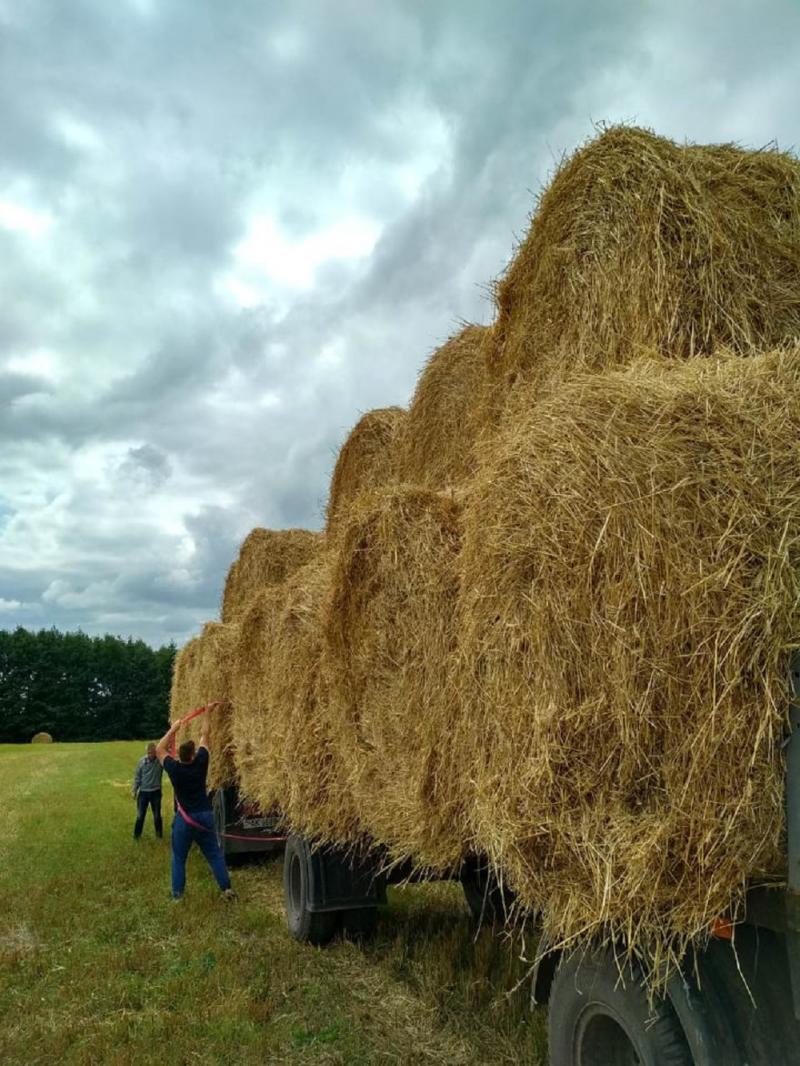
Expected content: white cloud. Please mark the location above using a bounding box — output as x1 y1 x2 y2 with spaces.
0 199 52 236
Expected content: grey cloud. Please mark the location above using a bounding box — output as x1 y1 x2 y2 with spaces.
1 0 798 646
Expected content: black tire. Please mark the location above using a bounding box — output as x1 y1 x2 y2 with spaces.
548 946 692 1066
283 835 339 946
460 856 514 925
341 906 378 941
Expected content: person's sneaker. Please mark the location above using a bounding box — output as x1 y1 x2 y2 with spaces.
171 894 183 903
221 889 237 902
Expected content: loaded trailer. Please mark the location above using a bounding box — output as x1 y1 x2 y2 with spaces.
278 653 800 1066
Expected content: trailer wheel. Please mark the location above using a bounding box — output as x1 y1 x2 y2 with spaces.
548 946 692 1066
283 835 338 946
342 907 378 941
460 856 514 925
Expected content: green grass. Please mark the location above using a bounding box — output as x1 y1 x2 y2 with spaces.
0 742 547 1065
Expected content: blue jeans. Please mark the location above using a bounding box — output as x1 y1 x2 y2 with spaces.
171 810 231 898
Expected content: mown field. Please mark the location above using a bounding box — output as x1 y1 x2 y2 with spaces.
0 742 547 1065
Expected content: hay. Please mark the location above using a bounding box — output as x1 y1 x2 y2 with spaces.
232 553 354 838
458 346 800 969
324 487 465 870
221 528 322 624
31 732 52 744
488 126 800 404
325 407 405 535
395 325 491 490
169 622 239 791
229 585 284 814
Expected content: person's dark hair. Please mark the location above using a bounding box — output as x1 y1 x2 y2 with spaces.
178 740 196 764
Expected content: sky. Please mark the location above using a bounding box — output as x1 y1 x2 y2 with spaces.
1 0 798 648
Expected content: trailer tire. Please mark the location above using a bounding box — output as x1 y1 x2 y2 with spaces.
548 946 692 1066
283 835 338 946
342 906 378 941
460 856 514 925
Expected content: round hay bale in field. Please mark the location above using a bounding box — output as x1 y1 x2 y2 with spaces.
395 324 491 490
170 621 239 791
221 528 322 623
31 732 53 744
325 407 405 536
324 487 465 870
232 553 352 839
458 347 800 972
488 125 800 405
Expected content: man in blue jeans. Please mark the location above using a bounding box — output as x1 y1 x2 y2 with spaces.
155 718 235 902
132 742 163 839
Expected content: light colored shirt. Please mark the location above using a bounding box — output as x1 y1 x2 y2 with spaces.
133 755 163 795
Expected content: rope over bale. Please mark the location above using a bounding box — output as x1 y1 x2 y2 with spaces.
324 487 465 870
395 324 491 491
221 528 322 624
325 407 405 536
170 622 238 791
458 346 800 975
487 125 800 407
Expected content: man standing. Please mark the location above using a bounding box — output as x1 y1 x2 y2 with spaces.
155 716 234 902
132 742 163 840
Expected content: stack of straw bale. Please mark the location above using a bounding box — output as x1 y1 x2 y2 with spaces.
324 487 465 870
221 528 321 623
458 347 800 960
395 324 490 491
487 126 800 406
168 124 800 971
170 622 238 791
326 407 405 535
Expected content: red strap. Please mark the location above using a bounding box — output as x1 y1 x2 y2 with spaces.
175 800 285 843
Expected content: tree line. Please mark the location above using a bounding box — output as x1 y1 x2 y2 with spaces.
0 627 176 743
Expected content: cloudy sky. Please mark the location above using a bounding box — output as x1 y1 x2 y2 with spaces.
1 0 798 648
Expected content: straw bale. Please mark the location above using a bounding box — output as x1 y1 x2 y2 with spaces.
31 732 53 744
324 487 465 870
458 347 800 969
489 126 800 403
221 528 322 624
169 622 238 791
325 407 405 535
231 553 354 838
395 325 491 490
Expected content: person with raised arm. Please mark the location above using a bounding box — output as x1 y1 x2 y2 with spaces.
156 709 235 902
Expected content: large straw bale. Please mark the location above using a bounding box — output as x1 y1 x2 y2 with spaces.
489 126 800 403
395 325 491 490
231 554 354 838
324 487 465 869
169 622 238 790
459 347 800 969
325 407 405 535
230 586 284 813
221 528 321 623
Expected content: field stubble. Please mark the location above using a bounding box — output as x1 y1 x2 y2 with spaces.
0 742 546 1065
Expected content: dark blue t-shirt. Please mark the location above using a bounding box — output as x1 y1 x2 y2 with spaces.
163 747 211 813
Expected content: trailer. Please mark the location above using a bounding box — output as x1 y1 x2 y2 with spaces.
279 652 800 1065
211 786 285 860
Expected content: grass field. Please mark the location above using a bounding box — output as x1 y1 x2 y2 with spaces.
0 742 547 1065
